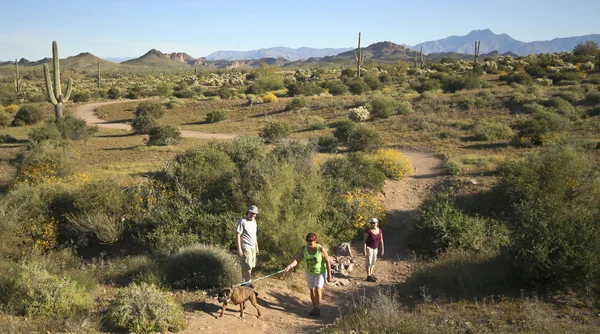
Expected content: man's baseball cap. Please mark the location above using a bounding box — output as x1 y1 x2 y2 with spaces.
369 218 379 224
248 205 259 214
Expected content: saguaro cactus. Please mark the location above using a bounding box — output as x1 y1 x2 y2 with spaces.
420 47 425 69
474 40 481 63
14 59 24 100
97 61 101 89
413 50 418 69
354 32 364 78
43 41 73 119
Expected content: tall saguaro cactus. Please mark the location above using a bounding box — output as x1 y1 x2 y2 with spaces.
43 41 73 119
14 59 24 100
413 50 418 68
354 32 364 78
474 40 481 63
97 61 101 89
420 47 425 69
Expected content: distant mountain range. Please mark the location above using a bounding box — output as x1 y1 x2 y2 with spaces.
205 47 352 61
3 29 599 69
413 29 600 56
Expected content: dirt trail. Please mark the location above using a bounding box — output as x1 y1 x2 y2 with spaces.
74 100 237 140
74 100 445 333
181 152 445 334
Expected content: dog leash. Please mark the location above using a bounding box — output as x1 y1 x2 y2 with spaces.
232 269 286 287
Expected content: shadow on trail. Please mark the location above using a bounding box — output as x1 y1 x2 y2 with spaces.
97 132 136 138
259 291 338 325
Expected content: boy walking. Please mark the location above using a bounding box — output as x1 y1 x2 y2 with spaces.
236 205 259 285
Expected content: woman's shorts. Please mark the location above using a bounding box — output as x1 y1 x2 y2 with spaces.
305 271 327 289
366 246 378 267
242 247 256 270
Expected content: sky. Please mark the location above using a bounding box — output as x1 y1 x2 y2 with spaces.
2 0 600 61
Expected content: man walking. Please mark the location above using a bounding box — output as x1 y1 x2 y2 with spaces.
236 205 259 285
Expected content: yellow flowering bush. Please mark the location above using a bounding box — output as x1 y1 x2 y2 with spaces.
20 216 58 252
14 163 89 186
372 149 413 179
343 191 386 228
262 92 278 102
5 104 19 113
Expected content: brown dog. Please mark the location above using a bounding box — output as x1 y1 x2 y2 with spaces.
217 286 261 319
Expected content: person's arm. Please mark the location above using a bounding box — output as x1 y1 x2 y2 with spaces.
321 247 333 282
380 231 384 256
363 231 369 256
256 239 259 255
236 220 243 257
284 247 304 271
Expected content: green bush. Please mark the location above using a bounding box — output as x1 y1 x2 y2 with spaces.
107 87 121 99
521 102 546 114
13 105 44 125
205 110 226 123
56 116 98 140
0 133 18 143
16 141 77 180
316 135 338 153
368 95 398 119
131 114 158 134
472 121 514 141
134 102 164 119
409 190 487 256
346 77 370 95
515 111 569 146
323 80 349 96
333 119 357 144
495 147 600 291
321 152 386 192
542 97 577 116
587 90 600 103
28 122 63 144
3 262 93 318
0 112 12 127
347 124 383 152
163 243 240 289
147 125 181 146
284 97 308 111
502 72 533 85
259 121 292 143
72 90 91 103
442 75 481 93
397 100 414 115
286 82 323 96
105 283 186 334
411 78 441 93
101 256 162 287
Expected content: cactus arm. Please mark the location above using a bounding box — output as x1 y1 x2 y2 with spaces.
52 41 61 99
62 78 73 102
43 64 58 105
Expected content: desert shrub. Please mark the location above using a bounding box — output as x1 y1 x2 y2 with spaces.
162 243 240 289
284 97 308 111
316 135 338 153
323 80 349 96
286 82 323 96
443 158 461 175
589 105 600 117
347 124 383 152
367 95 398 119
105 283 186 334
134 102 164 119
0 133 18 143
586 90 600 103
363 73 383 91
165 99 184 109
56 116 98 140
410 190 487 256
259 121 291 143
372 149 413 179
521 102 546 114
525 64 548 78
3 262 93 318
346 77 370 95
322 152 385 192
147 125 181 146
5 104 20 113
0 111 13 127
245 84 265 95
348 106 370 122
101 256 162 287
503 71 533 85
472 121 515 141
256 75 284 91
28 122 63 144
333 119 357 144
442 75 481 93
495 147 600 291
131 114 158 134
306 115 327 130
107 87 121 99
554 90 584 103
457 97 475 110
72 90 91 103
13 105 43 125
397 100 414 115
217 87 236 99
549 71 582 85
172 89 194 99
514 111 569 146
205 110 226 123
15 141 77 182
542 97 577 116
246 94 263 105
411 78 441 93
262 92 278 102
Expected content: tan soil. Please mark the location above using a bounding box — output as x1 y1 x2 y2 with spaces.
75 100 445 333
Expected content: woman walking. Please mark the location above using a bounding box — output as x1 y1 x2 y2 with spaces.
284 232 332 317
364 218 384 282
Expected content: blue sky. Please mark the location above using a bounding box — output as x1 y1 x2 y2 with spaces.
1 0 599 61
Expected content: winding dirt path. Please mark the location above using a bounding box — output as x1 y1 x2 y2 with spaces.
74 100 237 140
74 100 445 333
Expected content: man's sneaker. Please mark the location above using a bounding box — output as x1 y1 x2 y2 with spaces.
242 283 254 288
315 308 321 317
371 275 378 282
366 275 374 282
309 308 317 316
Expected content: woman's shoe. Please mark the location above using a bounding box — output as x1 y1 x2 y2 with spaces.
315 308 321 317
309 308 317 316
